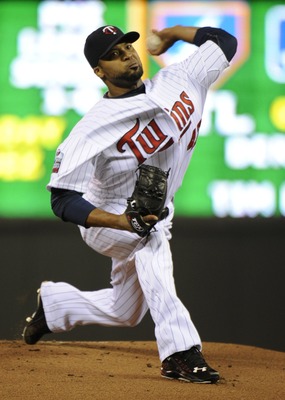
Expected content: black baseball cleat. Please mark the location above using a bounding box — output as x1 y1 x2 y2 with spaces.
161 346 220 384
22 289 52 345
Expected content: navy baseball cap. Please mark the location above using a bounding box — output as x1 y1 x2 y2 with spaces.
84 25 140 68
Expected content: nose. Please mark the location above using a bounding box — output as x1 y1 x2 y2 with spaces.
122 49 133 60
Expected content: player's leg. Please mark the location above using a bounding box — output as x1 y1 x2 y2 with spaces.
23 227 148 342
40 255 148 332
134 220 219 383
134 224 201 362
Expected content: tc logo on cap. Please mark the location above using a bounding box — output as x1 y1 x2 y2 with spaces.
102 26 118 35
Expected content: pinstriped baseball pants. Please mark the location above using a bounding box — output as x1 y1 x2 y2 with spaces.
40 206 201 362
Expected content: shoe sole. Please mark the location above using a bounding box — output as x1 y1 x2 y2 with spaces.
22 289 41 344
161 372 218 384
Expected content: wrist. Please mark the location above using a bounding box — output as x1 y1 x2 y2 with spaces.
86 208 131 231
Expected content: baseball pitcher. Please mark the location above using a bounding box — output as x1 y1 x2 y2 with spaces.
23 23 237 384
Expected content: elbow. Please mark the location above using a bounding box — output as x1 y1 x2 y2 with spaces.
51 203 63 220
231 36 238 57
50 193 65 221
51 205 63 220
227 35 238 62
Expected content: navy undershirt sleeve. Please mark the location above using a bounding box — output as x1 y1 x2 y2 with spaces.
193 27 237 62
51 188 96 227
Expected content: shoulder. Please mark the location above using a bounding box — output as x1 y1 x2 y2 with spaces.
198 40 227 59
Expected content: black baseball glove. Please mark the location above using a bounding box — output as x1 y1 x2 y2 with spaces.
125 164 170 237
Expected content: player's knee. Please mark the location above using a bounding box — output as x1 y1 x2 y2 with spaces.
117 308 147 327
120 317 141 328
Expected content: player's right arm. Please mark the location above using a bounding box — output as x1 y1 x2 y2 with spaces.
149 25 237 62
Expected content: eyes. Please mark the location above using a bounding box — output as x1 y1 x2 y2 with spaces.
107 44 134 59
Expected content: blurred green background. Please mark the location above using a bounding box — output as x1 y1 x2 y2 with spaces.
0 0 284 218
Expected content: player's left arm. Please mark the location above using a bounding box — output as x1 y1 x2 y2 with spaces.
149 25 237 61
50 187 157 232
51 188 96 227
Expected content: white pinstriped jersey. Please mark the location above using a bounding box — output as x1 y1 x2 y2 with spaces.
47 41 229 209
42 39 232 360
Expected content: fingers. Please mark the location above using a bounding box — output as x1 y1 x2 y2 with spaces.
143 215 159 223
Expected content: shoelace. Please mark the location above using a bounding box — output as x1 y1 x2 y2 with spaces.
182 346 208 368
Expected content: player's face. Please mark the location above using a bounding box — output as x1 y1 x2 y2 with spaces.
96 43 143 88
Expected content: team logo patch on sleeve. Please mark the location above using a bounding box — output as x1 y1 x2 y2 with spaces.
52 149 64 173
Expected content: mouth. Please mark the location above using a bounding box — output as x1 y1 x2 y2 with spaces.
129 62 139 70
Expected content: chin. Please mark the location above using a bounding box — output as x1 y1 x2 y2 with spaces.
130 68 143 81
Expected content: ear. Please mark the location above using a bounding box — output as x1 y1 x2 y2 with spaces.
94 66 104 79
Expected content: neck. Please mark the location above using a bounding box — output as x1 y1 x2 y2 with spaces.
106 79 143 98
